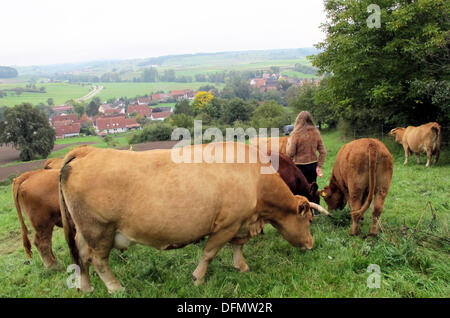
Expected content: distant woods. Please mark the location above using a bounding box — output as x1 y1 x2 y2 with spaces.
0 66 18 79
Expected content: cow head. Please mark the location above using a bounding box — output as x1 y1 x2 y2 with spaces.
269 195 314 250
388 128 405 143
320 183 347 211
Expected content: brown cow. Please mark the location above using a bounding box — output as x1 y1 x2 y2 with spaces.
12 158 65 268
13 169 62 268
320 138 393 236
389 122 441 167
59 143 329 293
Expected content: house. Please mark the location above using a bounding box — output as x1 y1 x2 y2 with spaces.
170 89 194 101
51 105 73 115
151 111 172 121
127 105 152 118
250 78 267 89
51 114 78 123
151 93 170 102
54 123 81 139
95 115 140 135
152 106 172 113
137 97 152 105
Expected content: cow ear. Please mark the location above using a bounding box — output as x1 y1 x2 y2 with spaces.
297 201 309 216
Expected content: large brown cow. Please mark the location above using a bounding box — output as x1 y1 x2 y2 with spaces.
13 160 64 269
59 143 329 293
320 138 393 236
389 122 441 167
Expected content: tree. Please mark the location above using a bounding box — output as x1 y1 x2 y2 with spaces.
47 98 54 106
170 113 194 129
174 99 193 116
192 91 214 114
222 98 253 124
0 66 18 78
141 68 158 82
0 103 55 161
87 97 101 117
270 66 280 74
250 101 291 130
313 0 450 128
73 102 85 119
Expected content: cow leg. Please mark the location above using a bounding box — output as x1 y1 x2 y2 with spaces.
90 230 124 293
403 145 409 165
416 153 421 164
34 225 59 269
348 189 364 236
426 148 432 167
231 241 249 273
434 149 440 165
76 233 94 293
192 228 239 286
369 189 388 236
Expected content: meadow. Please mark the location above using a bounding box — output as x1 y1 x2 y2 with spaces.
0 130 448 297
0 83 90 107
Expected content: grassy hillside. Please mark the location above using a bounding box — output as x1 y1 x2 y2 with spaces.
0 130 448 297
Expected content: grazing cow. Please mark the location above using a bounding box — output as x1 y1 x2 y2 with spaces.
59 143 329 293
13 169 62 268
320 138 393 236
389 122 441 167
272 151 321 204
250 136 288 155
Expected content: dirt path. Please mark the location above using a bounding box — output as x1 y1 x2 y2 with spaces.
76 85 103 102
0 140 178 181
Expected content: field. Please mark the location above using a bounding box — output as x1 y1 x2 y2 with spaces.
0 130 448 298
0 83 91 107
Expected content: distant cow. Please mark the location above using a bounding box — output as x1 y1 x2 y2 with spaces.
59 143 329 293
389 122 441 167
320 138 393 236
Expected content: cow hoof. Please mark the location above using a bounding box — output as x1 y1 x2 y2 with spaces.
78 286 94 293
48 262 62 271
234 264 250 273
349 230 360 236
192 274 204 286
108 285 125 294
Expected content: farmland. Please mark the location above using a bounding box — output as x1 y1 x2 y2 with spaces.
0 130 448 298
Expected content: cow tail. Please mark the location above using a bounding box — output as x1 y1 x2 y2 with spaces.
59 155 80 265
351 141 377 216
12 175 32 259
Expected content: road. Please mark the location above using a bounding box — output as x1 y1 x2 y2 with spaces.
76 85 103 102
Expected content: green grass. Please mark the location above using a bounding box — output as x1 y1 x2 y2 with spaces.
0 130 448 297
91 82 223 102
0 83 91 107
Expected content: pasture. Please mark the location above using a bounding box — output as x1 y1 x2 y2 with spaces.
0 83 90 107
0 130 448 298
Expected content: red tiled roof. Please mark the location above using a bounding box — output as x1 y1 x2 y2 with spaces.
54 123 80 137
104 108 122 115
52 114 77 123
52 105 73 112
152 111 172 119
170 89 193 97
96 116 126 131
125 118 140 128
53 120 73 127
127 105 151 117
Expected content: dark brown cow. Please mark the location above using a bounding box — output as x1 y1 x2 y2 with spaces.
272 151 320 204
320 138 393 236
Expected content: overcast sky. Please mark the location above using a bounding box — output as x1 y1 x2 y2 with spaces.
1 0 326 66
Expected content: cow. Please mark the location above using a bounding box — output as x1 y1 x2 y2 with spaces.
13 169 62 269
42 158 64 170
389 122 441 167
59 143 330 293
319 138 393 236
272 151 321 204
249 136 288 155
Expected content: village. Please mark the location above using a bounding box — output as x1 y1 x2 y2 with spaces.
50 74 321 139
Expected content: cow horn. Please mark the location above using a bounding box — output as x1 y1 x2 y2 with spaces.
309 202 333 217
